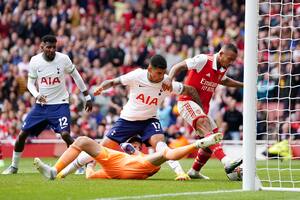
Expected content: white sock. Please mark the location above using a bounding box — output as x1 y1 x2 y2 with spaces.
77 152 93 166
12 151 22 168
60 152 93 177
221 156 231 166
156 141 185 175
189 168 199 173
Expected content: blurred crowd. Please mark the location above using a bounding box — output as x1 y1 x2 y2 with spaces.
0 0 298 144
257 0 300 140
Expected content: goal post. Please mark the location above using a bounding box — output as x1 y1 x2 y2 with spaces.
244 0 300 192
243 0 259 191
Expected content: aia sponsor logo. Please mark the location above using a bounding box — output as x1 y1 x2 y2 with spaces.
40 77 61 85
136 94 158 105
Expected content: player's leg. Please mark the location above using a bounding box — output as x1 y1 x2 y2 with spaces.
177 101 213 179
179 101 242 176
101 118 143 150
60 131 74 147
2 105 48 174
146 133 223 166
34 136 102 180
59 118 139 178
101 137 121 150
57 151 93 178
48 104 74 147
144 119 188 180
196 116 242 173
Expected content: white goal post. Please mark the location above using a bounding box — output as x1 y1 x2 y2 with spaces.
244 0 300 192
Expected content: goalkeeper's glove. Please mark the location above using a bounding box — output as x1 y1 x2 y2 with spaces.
175 173 191 181
120 142 136 155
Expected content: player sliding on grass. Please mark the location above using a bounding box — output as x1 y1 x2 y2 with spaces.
162 43 244 179
71 55 204 180
34 133 223 180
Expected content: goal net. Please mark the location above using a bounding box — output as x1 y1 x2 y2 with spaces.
256 0 300 191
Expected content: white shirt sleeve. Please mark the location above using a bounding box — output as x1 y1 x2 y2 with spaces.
120 69 139 86
185 54 208 72
27 77 39 98
63 55 75 74
28 58 38 79
70 68 87 92
171 81 184 95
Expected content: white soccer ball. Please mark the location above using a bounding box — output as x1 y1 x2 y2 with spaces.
226 166 243 181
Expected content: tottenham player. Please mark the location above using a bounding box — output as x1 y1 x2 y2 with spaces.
162 43 244 179
2 35 92 174
59 55 203 180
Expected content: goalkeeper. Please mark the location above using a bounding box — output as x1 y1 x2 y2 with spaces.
34 133 223 180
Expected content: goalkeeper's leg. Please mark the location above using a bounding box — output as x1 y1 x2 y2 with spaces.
34 136 101 180
57 152 93 178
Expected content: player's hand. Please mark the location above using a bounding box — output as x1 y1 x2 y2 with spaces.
175 173 191 181
37 95 47 105
85 100 93 112
86 160 96 169
93 86 103 96
162 77 172 91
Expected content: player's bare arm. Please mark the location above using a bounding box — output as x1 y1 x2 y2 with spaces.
162 61 188 91
93 78 122 96
181 85 203 109
220 76 244 88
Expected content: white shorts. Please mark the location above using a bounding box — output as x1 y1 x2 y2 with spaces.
177 100 217 135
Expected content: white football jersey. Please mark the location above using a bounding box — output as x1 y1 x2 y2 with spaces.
119 68 183 121
28 52 75 104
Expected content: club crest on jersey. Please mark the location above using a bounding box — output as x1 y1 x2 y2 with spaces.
40 77 61 85
136 94 158 105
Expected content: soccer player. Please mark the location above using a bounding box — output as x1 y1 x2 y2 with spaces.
162 43 244 179
65 55 203 180
2 35 93 174
34 133 223 180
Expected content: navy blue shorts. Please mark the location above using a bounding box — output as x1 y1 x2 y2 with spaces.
106 118 163 146
21 104 71 135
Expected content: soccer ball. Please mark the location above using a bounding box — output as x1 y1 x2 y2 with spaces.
226 166 243 181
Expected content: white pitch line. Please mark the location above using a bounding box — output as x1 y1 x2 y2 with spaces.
94 189 244 200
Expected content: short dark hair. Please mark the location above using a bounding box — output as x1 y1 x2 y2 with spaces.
42 35 57 43
223 43 238 54
150 54 167 69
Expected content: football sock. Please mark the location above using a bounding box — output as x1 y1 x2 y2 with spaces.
205 133 226 160
221 156 231 166
54 144 81 173
11 151 22 168
156 141 185 175
59 152 93 177
192 148 212 171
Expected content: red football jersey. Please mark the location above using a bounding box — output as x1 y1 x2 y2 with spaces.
178 54 227 114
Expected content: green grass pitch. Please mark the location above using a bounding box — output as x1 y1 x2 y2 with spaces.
0 158 299 200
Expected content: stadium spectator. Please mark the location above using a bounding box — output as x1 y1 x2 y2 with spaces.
222 98 243 140
0 1 248 145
